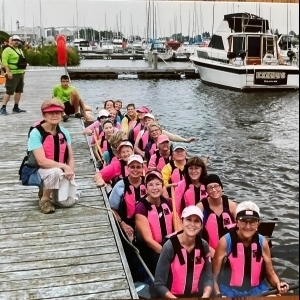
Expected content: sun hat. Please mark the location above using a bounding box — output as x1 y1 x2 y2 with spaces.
117 141 133 151
173 144 186 151
128 154 143 165
98 109 110 118
12 35 21 41
143 113 155 120
157 134 170 145
181 205 204 222
202 174 223 189
145 170 163 183
42 105 64 113
136 106 151 113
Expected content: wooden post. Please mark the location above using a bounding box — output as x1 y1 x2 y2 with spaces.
153 52 158 70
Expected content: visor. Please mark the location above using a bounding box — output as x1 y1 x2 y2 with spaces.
42 105 64 113
236 210 260 220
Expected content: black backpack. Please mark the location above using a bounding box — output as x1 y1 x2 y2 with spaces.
9 47 28 69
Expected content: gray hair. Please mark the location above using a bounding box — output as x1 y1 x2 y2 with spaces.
236 201 260 216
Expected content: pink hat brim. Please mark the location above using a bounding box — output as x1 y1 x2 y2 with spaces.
42 106 64 113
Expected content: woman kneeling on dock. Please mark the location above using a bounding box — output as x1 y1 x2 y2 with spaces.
21 99 76 214
151 205 213 298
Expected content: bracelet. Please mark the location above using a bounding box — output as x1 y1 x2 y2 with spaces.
118 219 123 224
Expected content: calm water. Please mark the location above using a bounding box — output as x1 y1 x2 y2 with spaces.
76 59 299 285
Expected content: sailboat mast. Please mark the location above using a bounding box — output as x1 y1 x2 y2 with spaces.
76 0 79 38
152 0 154 40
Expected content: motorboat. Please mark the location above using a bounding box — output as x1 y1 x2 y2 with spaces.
72 39 93 52
97 39 114 55
112 38 124 53
144 40 173 62
189 13 299 90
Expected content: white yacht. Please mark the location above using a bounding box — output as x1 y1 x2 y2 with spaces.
72 39 93 52
189 13 299 90
97 39 114 55
112 38 124 53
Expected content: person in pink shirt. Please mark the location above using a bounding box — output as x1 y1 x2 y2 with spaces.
82 109 110 137
108 107 121 129
175 156 208 217
94 141 134 187
148 134 172 171
97 119 115 153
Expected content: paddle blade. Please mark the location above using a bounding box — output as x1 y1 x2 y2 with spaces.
271 244 299 259
258 221 276 237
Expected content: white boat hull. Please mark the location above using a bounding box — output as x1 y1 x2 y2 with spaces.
192 58 299 90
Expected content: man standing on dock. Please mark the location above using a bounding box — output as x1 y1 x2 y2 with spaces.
0 35 26 115
53 75 88 122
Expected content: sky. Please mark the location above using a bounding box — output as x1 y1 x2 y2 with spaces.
1 0 299 38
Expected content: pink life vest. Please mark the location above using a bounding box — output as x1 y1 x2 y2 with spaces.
120 176 147 220
169 231 206 296
150 150 172 171
129 121 143 144
99 132 111 153
140 197 173 244
169 160 185 184
201 196 236 249
180 182 208 214
138 129 150 151
225 231 264 287
37 124 68 163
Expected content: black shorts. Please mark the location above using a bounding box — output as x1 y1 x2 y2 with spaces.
64 101 75 115
5 73 24 95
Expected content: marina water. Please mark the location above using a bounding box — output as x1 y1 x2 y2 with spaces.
75 59 299 284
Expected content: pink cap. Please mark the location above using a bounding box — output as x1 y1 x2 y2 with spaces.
128 154 143 165
42 105 64 113
145 170 163 182
157 134 170 145
182 205 204 221
117 141 133 151
136 106 151 113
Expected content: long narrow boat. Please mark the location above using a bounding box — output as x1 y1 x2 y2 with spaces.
82 118 298 299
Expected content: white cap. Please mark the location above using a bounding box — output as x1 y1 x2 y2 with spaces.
143 113 155 120
117 141 133 151
173 144 186 151
12 35 21 41
98 109 110 118
181 205 204 222
128 154 143 165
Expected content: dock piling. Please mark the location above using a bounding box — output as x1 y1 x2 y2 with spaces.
153 52 158 70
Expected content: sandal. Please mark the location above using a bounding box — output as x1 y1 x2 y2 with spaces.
39 199 55 214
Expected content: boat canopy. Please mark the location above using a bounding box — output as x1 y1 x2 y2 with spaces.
223 13 269 33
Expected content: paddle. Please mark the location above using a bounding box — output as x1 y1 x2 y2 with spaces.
165 183 181 231
271 244 299 259
258 284 299 296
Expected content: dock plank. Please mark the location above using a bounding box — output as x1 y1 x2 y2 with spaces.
0 69 138 299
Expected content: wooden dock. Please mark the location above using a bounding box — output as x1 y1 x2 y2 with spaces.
67 66 199 80
0 69 138 299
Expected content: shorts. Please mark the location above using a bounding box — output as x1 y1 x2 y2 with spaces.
219 281 270 297
5 73 24 95
64 100 75 115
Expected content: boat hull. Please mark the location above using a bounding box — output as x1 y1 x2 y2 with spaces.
192 59 299 91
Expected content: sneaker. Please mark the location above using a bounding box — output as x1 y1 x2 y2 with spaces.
0 107 8 115
39 199 55 214
12 107 26 113
75 112 83 118
63 115 69 122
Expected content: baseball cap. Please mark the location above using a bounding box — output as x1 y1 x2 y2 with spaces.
236 209 260 220
42 105 64 113
143 113 155 120
117 141 133 151
128 154 143 165
157 134 170 145
173 144 186 151
181 205 204 222
136 106 150 113
12 35 21 41
98 109 110 118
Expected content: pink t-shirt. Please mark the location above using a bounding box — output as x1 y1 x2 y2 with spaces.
99 159 129 182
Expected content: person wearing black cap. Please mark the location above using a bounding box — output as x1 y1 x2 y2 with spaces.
212 201 290 297
197 174 237 255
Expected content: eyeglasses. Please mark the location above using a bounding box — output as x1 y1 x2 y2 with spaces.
150 129 160 134
13 39 20 42
206 184 220 192
239 219 258 226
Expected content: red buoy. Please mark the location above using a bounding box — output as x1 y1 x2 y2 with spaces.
56 35 67 66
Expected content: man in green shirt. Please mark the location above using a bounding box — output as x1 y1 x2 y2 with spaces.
52 75 87 122
0 35 26 115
